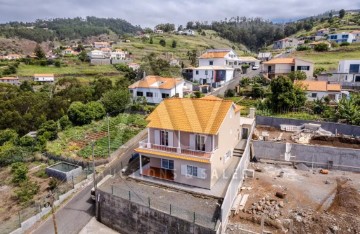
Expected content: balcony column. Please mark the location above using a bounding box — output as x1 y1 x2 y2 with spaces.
147 128 151 148
177 130 181 153
139 154 143 175
212 135 215 150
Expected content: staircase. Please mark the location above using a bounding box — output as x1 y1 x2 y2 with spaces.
233 148 244 157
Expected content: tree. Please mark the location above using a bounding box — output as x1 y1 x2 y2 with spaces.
159 39 166 47
87 101 106 120
313 67 326 78
314 43 329 52
90 77 113 100
0 129 18 146
288 71 307 81
37 120 58 141
339 9 346 19
337 94 360 125
101 90 130 115
251 83 265 98
78 50 88 62
269 76 306 112
177 25 183 31
224 89 235 97
34 44 46 59
11 162 28 185
149 37 153 44
67 101 93 125
59 115 72 130
172 40 177 48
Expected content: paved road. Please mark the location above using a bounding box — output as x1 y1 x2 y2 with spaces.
31 134 146 234
211 69 261 96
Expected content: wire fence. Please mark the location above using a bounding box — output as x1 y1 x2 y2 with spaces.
0 170 90 234
111 186 218 230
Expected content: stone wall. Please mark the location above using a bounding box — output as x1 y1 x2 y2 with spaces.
256 116 360 136
253 140 360 172
96 189 217 234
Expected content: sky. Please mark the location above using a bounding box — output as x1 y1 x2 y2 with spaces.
0 0 359 27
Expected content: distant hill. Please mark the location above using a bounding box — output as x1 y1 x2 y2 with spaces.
0 17 141 43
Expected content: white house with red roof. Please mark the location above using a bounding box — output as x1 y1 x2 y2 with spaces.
0 77 20 85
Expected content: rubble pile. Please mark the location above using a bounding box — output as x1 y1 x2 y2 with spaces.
245 196 285 220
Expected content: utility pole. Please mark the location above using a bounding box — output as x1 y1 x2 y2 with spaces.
92 141 96 191
50 191 58 234
107 113 111 159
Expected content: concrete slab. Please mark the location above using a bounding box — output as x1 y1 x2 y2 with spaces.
79 217 119 234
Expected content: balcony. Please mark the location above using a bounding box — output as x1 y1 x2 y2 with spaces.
138 140 213 159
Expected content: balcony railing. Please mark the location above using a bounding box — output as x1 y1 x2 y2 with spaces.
139 140 213 159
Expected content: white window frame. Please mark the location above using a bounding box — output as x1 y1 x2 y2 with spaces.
160 130 169 146
187 165 198 177
195 134 206 151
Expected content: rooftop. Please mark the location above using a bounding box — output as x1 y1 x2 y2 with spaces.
263 58 295 65
193 65 234 70
0 77 18 80
128 76 183 90
146 97 236 134
199 49 232 59
295 80 341 92
34 74 54 77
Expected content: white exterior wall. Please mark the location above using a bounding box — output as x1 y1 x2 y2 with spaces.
328 33 355 44
338 60 360 82
199 58 226 67
192 69 234 85
34 76 54 82
306 91 342 102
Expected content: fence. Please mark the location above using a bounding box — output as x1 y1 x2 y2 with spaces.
110 186 218 230
1 170 90 234
256 115 360 136
220 121 255 233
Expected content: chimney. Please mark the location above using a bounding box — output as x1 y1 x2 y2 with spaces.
249 107 256 119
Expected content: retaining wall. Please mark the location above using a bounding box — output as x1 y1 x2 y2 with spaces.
256 116 360 136
96 189 217 234
253 140 360 172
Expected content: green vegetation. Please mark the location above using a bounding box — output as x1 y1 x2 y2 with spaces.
11 162 29 185
46 114 146 158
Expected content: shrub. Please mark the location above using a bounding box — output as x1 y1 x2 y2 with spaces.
297 45 310 51
340 42 350 47
224 89 235 97
15 181 39 204
59 115 72 130
314 43 329 52
11 162 28 185
159 39 166 47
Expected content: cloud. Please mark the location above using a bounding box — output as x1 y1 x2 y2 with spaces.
0 0 358 27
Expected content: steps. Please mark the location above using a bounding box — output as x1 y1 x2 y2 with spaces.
233 148 244 157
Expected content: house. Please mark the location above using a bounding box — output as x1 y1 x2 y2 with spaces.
262 58 314 79
128 63 140 71
338 60 360 83
188 66 234 86
328 32 355 44
0 77 20 85
183 29 195 36
62 48 76 56
4 54 22 60
316 28 329 37
128 76 185 104
238 57 260 68
257 52 272 62
33 74 54 82
273 38 299 50
134 97 255 189
351 30 360 43
295 80 346 102
93 42 110 49
88 50 105 59
154 29 164 34
110 49 128 60
198 49 241 68
309 41 332 49
100 48 111 57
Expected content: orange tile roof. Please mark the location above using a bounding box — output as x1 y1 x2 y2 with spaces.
263 58 295 65
351 30 360 34
0 77 18 80
134 148 210 163
34 74 54 77
295 80 341 92
200 51 229 59
128 76 183 90
146 98 235 134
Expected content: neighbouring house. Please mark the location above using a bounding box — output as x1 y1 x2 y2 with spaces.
62 48 78 56
198 49 241 68
257 52 272 62
100 48 112 57
33 74 54 82
238 56 260 68
338 60 360 83
351 30 360 43
154 29 164 34
316 28 330 37
111 49 128 60
295 80 346 102
183 29 195 36
328 32 355 44
299 36 326 42
93 42 111 49
88 50 105 59
309 41 332 49
0 77 20 85
187 66 234 86
262 58 314 79
273 38 299 50
4 54 22 60
134 96 255 189
128 63 140 71
128 76 186 104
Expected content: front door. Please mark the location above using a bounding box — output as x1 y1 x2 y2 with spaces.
242 128 249 139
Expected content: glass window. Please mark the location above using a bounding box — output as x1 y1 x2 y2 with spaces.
311 93 317 98
195 70 199 75
161 159 174 170
136 91 143 96
195 135 206 151
146 92 153 97
297 66 310 71
160 130 169 146
187 165 198 177
205 70 208 75
349 64 360 73
209 61 213 65
161 93 170 98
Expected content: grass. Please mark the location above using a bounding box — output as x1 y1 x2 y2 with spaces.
16 63 119 77
46 114 147 159
225 97 258 116
292 43 360 71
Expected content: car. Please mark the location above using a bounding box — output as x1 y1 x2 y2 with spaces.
252 65 259 70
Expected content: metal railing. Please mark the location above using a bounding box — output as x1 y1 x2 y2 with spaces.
139 140 212 158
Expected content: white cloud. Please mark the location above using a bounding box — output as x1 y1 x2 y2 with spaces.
0 0 358 27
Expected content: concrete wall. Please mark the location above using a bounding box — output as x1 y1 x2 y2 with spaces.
253 141 360 172
45 163 83 182
90 59 111 65
97 189 216 234
255 116 360 136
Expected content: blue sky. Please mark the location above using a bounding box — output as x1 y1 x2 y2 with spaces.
0 0 359 27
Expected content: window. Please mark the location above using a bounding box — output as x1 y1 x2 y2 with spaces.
129 90 133 94
355 76 360 82
160 130 169 146
311 93 317 98
330 35 337 39
146 92 153 97
342 34 349 39
187 165 198 177
161 93 170 98
349 64 360 74
297 66 310 71
205 70 208 75
291 66 295 72
136 91 143 96
195 70 199 75
209 61 213 65
195 134 206 151
161 159 174 170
